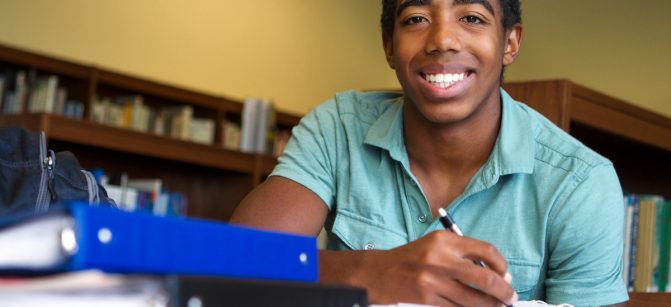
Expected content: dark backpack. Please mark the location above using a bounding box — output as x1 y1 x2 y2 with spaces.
0 127 115 215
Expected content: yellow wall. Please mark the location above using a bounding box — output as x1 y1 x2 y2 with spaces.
507 0 671 118
0 1 669 118
0 0 395 115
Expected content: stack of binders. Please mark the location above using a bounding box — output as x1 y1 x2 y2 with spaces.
0 202 368 306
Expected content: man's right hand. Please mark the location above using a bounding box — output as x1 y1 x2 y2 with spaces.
231 177 517 306
320 230 518 306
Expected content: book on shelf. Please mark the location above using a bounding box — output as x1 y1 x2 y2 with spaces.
27 75 58 113
1 70 27 114
221 119 241 151
127 178 162 211
62 100 84 119
0 202 318 282
53 87 68 116
624 194 671 292
117 95 150 132
0 75 6 113
624 194 639 290
93 170 187 217
240 97 278 154
14 70 28 114
255 99 276 154
160 104 193 140
91 96 115 125
240 97 259 153
188 117 215 145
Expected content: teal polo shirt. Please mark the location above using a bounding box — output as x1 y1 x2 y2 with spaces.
270 89 628 307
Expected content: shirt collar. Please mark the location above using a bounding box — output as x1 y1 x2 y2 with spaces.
463 89 535 194
362 89 535 185
363 95 407 163
493 89 535 175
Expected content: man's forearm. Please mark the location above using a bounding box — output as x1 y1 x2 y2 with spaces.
318 250 378 286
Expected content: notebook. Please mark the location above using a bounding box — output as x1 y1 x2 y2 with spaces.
0 202 317 282
370 301 574 307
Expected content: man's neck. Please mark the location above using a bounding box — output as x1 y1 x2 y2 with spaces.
403 94 502 181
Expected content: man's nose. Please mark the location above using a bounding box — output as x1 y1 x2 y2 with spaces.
425 20 462 55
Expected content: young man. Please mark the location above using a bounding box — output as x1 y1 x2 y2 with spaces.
231 0 628 306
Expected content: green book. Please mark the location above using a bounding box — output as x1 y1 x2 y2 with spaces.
658 200 671 292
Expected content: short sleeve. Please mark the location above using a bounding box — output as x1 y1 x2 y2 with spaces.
270 99 340 210
545 163 629 306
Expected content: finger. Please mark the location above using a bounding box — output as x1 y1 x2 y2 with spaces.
433 275 506 307
453 238 509 276
504 272 513 284
444 258 517 306
428 231 509 276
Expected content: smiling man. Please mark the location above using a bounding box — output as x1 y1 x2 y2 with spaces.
231 0 628 306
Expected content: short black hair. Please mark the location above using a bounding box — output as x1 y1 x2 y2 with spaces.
381 0 521 40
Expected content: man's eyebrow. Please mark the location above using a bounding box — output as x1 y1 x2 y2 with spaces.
396 0 430 17
454 0 495 16
396 0 495 17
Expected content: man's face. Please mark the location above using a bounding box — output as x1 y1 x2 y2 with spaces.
385 0 520 125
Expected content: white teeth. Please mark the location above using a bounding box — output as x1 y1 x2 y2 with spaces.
424 72 466 88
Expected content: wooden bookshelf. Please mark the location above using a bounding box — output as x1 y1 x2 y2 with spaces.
503 79 671 306
503 80 671 198
0 43 300 221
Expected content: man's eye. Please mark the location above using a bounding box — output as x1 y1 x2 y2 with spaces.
461 15 483 24
404 16 428 25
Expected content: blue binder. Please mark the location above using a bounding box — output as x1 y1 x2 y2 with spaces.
0 203 318 282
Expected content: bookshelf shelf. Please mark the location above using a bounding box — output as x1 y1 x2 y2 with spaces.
0 113 257 173
0 43 301 221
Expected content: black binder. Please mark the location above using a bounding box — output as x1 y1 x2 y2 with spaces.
167 276 368 307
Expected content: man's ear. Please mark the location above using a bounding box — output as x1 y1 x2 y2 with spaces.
383 34 395 70
503 24 522 66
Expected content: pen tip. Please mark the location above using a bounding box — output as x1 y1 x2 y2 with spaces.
438 208 447 217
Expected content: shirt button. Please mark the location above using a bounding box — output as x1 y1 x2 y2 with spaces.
418 215 427 223
363 243 375 250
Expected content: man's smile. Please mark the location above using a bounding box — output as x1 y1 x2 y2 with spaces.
420 71 470 89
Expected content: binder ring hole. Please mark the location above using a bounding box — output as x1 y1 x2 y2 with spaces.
187 296 203 307
60 227 78 255
98 228 113 244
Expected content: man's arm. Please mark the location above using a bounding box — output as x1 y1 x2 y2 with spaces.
230 176 517 306
230 176 327 236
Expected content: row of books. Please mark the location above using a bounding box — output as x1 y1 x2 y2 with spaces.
91 169 187 217
91 96 215 145
90 96 293 154
623 194 671 292
0 70 84 118
0 70 293 155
